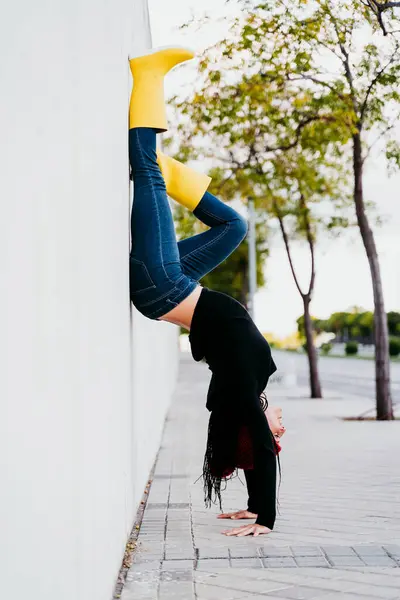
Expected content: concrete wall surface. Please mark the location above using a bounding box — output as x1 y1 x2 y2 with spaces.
0 1 179 599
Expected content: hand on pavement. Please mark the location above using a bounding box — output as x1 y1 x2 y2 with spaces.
217 510 257 520
221 523 271 537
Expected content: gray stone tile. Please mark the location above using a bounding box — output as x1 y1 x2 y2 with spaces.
120 581 158 600
165 549 194 560
360 555 398 567
263 557 298 568
322 546 357 556
198 547 230 559
353 545 389 556
230 558 264 568
158 580 195 599
229 546 261 558
161 559 194 570
328 555 366 567
195 582 249 599
291 546 324 557
294 556 330 568
196 558 231 570
160 569 193 581
270 586 334 599
383 544 400 558
260 546 294 557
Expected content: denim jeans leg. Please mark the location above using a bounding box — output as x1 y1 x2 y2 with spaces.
178 191 248 281
129 128 182 294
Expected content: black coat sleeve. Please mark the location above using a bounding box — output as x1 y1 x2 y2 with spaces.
244 469 259 514
242 385 277 529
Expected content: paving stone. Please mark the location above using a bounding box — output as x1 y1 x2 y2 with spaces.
322 546 358 556
164 550 194 560
230 558 264 568
198 548 230 559
158 580 195 599
160 568 193 581
260 546 294 557
353 545 389 556
270 586 334 599
197 559 231 570
263 557 298 568
195 582 250 600
360 555 398 567
291 546 324 557
383 545 400 558
228 546 261 558
294 556 330 568
328 555 366 567
120 580 158 600
161 559 194 570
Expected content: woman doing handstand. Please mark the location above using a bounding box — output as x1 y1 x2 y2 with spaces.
129 47 281 537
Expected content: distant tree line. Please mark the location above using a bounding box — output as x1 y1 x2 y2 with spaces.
297 310 400 345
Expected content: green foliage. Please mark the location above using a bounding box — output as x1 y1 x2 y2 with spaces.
297 314 323 337
321 342 333 355
388 311 400 336
389 336 400 357
301 308 400 343
345 341 359 355
171 0 400 216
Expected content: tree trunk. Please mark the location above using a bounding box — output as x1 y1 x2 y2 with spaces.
353 133 393 420
303 295 322 399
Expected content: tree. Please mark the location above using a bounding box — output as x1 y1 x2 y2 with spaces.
238 0 400 418
168 6 356 399
361 1 400 35
177 0 399 418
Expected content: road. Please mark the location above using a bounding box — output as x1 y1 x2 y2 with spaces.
273 349 400 407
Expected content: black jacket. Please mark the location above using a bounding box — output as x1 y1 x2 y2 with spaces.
189 287 277 529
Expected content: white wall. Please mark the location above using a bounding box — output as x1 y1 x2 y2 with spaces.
0 2 178 599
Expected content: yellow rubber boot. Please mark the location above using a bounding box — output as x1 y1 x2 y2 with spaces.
157 151 212 211
129 47 195 132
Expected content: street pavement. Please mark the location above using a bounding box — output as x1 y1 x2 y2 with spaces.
120 352 400 600
275 350 400 407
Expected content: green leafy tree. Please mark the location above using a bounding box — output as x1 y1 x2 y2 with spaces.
173 0 399 417
168 14 353 398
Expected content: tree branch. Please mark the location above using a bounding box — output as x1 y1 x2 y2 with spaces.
264 115 332 153
287 75 348 101
360 48 400 123
362 0 400 35
299 194 316 297
362 114 400 162
274 200 305 298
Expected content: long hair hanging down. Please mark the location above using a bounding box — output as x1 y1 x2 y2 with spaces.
201 391 281 512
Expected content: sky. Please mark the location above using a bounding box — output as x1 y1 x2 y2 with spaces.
148 0 400 336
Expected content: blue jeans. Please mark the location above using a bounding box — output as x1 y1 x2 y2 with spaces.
129 127 248 319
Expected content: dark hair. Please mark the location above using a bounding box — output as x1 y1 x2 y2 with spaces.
199 390 282 514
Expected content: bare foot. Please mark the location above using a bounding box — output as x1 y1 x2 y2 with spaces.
217 510 257 520
221 524 272 537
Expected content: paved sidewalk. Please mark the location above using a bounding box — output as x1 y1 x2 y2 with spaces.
121 353 400 600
